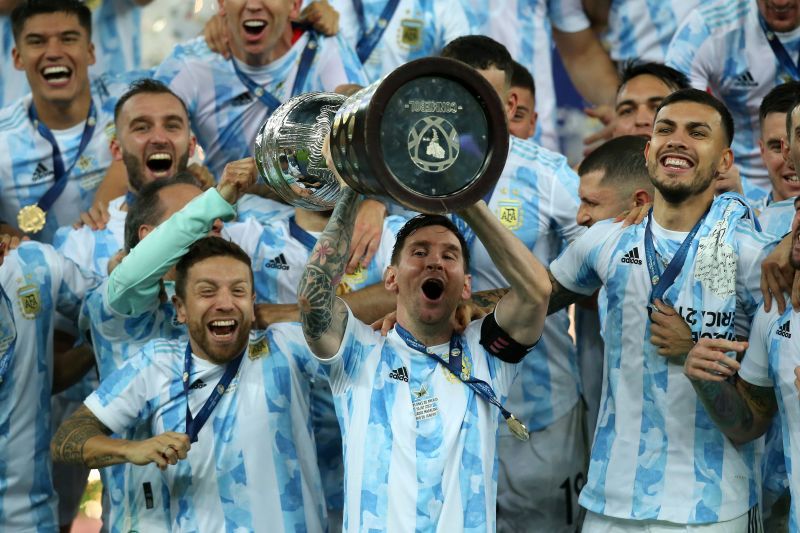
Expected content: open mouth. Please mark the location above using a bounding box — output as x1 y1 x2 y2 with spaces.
660 154 694 171
208 319 238 339
783 174 800 184
421 278 444 301
41 65 72 85
243 19 267 37
146 152 173 175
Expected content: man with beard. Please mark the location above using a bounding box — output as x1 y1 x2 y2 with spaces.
52 236 329 532
548 88 773 530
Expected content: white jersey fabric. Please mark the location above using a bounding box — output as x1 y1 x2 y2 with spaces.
331 0 469 82
666 0 800 202
550 193 771 523
758 197 795 240
85 325 327 533
155 35 367 178
0 72 143 243
317 306 518 532
459 0 589 152
0 242 100 532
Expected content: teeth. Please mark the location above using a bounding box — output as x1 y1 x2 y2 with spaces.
43 66 70 76
786 175 799 182
211 320 235 327
243 20 266 28
147 153 171 161
664 157 690 168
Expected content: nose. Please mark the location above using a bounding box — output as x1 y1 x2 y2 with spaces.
44 36 64 60
576 205 591 227
215 288 235 310
634 105 653 128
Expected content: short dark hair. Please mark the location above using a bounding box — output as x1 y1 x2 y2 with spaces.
618 61 690 95
391 215 470 271
175 237 254 301
11 0 92 42
123 171 202 252
655 88 735 146
510 60 535 97
763 82 800 137
114 78 190 126
440 35 514 88
578 135 652 193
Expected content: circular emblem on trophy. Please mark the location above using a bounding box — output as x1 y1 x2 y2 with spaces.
407 116 460 173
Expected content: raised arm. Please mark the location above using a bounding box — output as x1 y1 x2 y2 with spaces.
457 201 551 345
298 188 361 357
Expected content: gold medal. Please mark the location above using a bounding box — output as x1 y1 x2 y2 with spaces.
17 205 46 233
506 414 530 441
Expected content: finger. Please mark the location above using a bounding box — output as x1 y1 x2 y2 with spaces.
346 236 366 274
692 357 738 376
693 337 748 353
764 267 787 314
360 236 380 269
686 368 728 382
652 298 677 316
761 268 774 313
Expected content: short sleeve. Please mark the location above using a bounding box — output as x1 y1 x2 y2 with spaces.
665 8 713 89
53 248 102 326
734 223 777 337
547 0 591 33
739 305 781 388
546 156 585 245
549 220 615 296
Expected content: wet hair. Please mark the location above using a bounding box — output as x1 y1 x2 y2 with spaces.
11 0 92 42
510 60 535 97
578 135 652 194
655 88 735 146
114 78 190 126
123 171 202 252
440 35 514 88
391 214 470 271
174 236 254 301
618 61 690 95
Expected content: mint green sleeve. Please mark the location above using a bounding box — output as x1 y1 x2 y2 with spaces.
106 189 237 316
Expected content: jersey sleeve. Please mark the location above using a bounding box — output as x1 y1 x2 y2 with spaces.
51 246 102 326
547 0 591 33
107 188 236 316
665 8 713 89
549 220 613 296
545 155 585 244
738 305 781 388
734 222 777 338
466 316 518 397
308 35 369 91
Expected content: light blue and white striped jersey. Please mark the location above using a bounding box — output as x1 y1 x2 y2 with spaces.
459 0 589 152
155 34 368 178
0 1 144 107
758 197 796 240
602 0 699 62
463 136 584 432
0 242 100 532
0 72 144 243
331 0 469 82
550 194 772 523
85 325 328 533
666 0 800 202
739 305 800 531
318 306 517 532
235 193 293 226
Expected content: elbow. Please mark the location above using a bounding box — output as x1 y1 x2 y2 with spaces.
529 273 552 307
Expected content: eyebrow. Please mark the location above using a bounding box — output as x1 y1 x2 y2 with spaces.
616 96 664 110
407 240 461 253
194 278 250 287
25 30 82 40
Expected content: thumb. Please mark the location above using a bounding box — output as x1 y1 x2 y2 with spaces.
653 298 677 316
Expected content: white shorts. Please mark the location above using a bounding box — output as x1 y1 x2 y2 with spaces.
583 507 762 533
497 401 588 533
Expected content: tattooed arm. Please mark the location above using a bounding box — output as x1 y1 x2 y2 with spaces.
298 188 361 358
467 271 584 316
685 338 777 444
51 405 191 469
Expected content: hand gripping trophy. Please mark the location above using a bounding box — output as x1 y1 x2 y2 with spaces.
254 57 509 213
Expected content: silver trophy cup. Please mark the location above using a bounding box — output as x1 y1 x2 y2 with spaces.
254 57 509 213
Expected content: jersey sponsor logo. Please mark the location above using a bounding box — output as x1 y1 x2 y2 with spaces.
676 306 738 342
732 70 758 88
17 283 41 319
620 247 642 265
498 200 522 230
189 379 206 389
777 320 792 339
266 253 290 270
31 162 53 182
398 19 423 49
232 92 254 107
389 366 409 382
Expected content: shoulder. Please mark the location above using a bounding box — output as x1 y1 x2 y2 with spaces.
166 36 215 62
0 97 31 135
506 137 576 183
139 337 184 367
508 136 569 169
676 0 750 38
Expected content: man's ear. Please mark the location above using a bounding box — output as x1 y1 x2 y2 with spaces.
461 274 472 301
384 265 399 294
11 47 23 71
173 294 187 324
632 188 653 207
717 147 734 175
138 224 154 243
110 136 123 161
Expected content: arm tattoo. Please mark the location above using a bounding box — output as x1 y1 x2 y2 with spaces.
298 188 360 342
546 271 582 315
471 288 509 309
691 376 776 443
51 405 111 466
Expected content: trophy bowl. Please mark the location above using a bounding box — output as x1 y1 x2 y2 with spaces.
254 56 509 213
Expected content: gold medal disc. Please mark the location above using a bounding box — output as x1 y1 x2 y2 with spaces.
506 415 530 441
17 205 46 233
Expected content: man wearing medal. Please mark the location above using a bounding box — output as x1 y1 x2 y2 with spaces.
0 0 144 243
297 169 551 531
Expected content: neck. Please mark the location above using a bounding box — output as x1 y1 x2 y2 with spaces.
231 27 294 67
652 189 713 231
31 89 91 130
294 208 330 232
396 310 454 347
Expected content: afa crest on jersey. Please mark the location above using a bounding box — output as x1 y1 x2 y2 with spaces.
498 200 522 231
17 284 40 319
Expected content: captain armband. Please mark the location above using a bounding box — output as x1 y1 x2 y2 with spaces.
479 312 537 364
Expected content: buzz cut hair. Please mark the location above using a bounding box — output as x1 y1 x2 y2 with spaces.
578 135 653 195
440 35 514 89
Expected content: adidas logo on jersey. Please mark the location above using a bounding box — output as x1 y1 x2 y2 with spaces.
266 254 290 270
733 71 758 88
190 379 206 389
232 92 254 106
32 162 53 182
778 320 792 339
389 366 409 382
621 247 643 265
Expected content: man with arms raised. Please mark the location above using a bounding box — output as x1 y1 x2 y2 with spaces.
297 180 550 530
549 88 771 530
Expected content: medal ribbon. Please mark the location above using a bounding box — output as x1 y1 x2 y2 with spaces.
394 323 518 424
288 215 318 251
183 342 245 443
28 100 98 214
0 284 17 384
353 0 401 63
643 207 707 301
231 30 320 114
758 13 800 80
